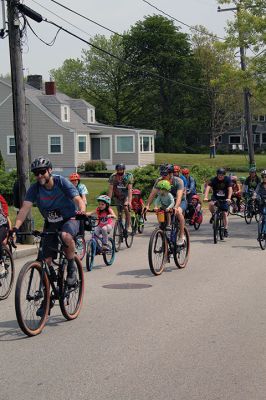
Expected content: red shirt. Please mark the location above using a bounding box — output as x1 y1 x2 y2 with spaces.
131 197 144 212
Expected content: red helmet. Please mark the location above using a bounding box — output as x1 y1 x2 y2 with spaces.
192 195 200 201
182 168 190 175
132 189 141 195
173 165 181 172
69 172 80 181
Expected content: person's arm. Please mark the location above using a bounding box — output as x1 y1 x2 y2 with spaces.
86 209 97 216
126 184 133 205
190 178 196 193
175 188 183 209
73 195 86 213
146 187 159 209
108 184 113 199
204 185 211 201
227 186 233 202
81 194 87 204
14 201 33 229
108 208 117 219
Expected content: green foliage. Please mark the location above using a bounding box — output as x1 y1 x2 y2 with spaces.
0 170 17 198
190 165 216 191
131 164 159 200
84 160 107 172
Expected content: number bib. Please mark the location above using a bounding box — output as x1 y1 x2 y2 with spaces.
47 209 63 223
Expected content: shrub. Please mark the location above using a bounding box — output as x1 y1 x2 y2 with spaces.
131 164 159 200
84 160 107 172
0 169 17 204
190 165 216 192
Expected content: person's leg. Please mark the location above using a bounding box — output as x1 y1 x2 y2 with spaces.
0 227 7 277
61 220 80 286
101 226 108 245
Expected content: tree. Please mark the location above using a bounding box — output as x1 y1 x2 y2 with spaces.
123 15 203 152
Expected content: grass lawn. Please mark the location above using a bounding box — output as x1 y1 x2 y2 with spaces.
155 153 266 171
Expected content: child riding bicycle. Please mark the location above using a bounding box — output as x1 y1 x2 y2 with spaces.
86 195 116 250
154 180 175 227
131 189 144 216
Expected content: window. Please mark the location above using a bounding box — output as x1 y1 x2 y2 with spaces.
229 136 241 144
48 135 63 154
7 136 16 155
217 135 222 144
78 136 87 152
139 135 154 152
253 134 260 144
262 133 266 144
259 115 266 122
116 136 134 153
61 105 70 122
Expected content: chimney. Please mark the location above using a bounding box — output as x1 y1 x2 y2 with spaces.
27 75 43 90
45 81 56 95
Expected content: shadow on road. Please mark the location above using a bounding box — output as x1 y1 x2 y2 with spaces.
0 319 25 341
117 268 153 278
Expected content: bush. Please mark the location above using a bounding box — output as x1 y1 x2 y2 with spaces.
131 164 159 200
0 169 17 204
190 165 216 192
84 160 107 172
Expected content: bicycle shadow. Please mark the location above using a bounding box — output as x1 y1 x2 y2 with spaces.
117 268 153 278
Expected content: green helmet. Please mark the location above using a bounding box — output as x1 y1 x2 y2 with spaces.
239 176 246 183
97 195 111 205
157 180 171 191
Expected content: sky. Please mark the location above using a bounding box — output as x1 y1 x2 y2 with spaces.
0 0 233 80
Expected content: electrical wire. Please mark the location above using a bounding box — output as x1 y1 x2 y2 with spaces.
141 0 225 41
25 17 61 46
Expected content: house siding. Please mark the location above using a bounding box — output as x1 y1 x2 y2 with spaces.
0 95 16 169
139 152 155 165
0 82 12 104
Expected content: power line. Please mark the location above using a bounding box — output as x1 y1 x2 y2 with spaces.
141 0 225 41
25 17 61 46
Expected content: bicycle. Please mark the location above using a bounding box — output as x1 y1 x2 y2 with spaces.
243 193 260 224
184 207 203 231
228 196 245 216
257 199 266 250
210 200 227 244
113 204 134 252
0 234 16 301
15 230 84 336
131 211 145 234
75 234 86 260
147 209 190 276
83 216 115 271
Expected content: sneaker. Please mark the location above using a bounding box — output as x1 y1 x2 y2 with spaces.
176 236 185 246
224 229 228 238
0 261 6 278
36 299 54 318
67 261 77 287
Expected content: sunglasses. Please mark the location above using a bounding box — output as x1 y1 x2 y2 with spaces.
33 169 47 176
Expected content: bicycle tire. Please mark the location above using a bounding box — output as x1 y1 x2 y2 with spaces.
213 213 219 244
103 238 115 266
59 255 84 320
137 216 145 234
86 239 96 271
173 226 190 269
0 247 15 300
255 204 260 223
244 204 253 224
125 227 134 248
193 221 201 230
219 216 225 240
15 261 50 337
75 235 86 260
258 219 266 250
113 221 122 252
148 228 166 276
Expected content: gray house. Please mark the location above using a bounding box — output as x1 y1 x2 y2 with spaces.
0 76 156 176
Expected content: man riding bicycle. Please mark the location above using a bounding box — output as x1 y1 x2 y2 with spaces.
204 168 232 237
146 164 186 245
242 167 261 198
12 157 86 288
108 163 133 230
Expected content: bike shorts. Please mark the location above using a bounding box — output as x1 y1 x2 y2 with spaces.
40 219 80 260
211 197 229 211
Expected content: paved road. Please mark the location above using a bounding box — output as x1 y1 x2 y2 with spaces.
1 215 266 400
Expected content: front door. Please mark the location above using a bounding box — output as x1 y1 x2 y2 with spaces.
91 137 111 160
91 138 101 160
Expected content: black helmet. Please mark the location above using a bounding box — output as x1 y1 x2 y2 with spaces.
115 163 125 170
31 157 52 172
166 164 174 173
216 168 226 175
159 164 168 176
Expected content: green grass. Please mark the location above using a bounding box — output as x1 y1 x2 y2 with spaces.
155 153 266 171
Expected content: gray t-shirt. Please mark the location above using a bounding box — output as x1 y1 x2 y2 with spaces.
154 192 175 209
154 176 184 200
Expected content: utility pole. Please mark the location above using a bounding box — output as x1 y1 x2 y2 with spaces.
7 0 32 238
218 2 255 167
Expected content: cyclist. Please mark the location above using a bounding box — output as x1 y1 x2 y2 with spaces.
0 194 10 278
242 167 260 197
146 164 186 245
131 189 145 217
173 165 187 189
231 176 241 212
253 170 266 208
182 168 196 203
108 163 133 230
154 180 175 227
69 172 88 207
86 195 116 251
204 168 232 237
12 157 86 288
189 195 203 225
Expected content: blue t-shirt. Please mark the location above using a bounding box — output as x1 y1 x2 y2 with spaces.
25 175 79 222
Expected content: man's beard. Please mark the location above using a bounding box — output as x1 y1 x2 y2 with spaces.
39 174 51 186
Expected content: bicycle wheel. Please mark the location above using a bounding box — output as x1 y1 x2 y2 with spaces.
148 228 166 276
103 238 115 266
213 213 219 244
173 226 190 268
258 219 266 250
125 225 134 248
86 239 96 271
244 203 253 224
75 235 86 260
15 261 50 336
219 216 225 240
113 221 122 252
0 247 15 300
229 200 237 215
59 255 84 320
138 216 145 234
193 221 201 230
255 204 260 223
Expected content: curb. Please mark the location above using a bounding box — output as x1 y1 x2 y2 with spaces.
13 246 38 260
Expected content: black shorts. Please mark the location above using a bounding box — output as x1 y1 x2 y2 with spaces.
39 219 80 260
211 198 229 211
